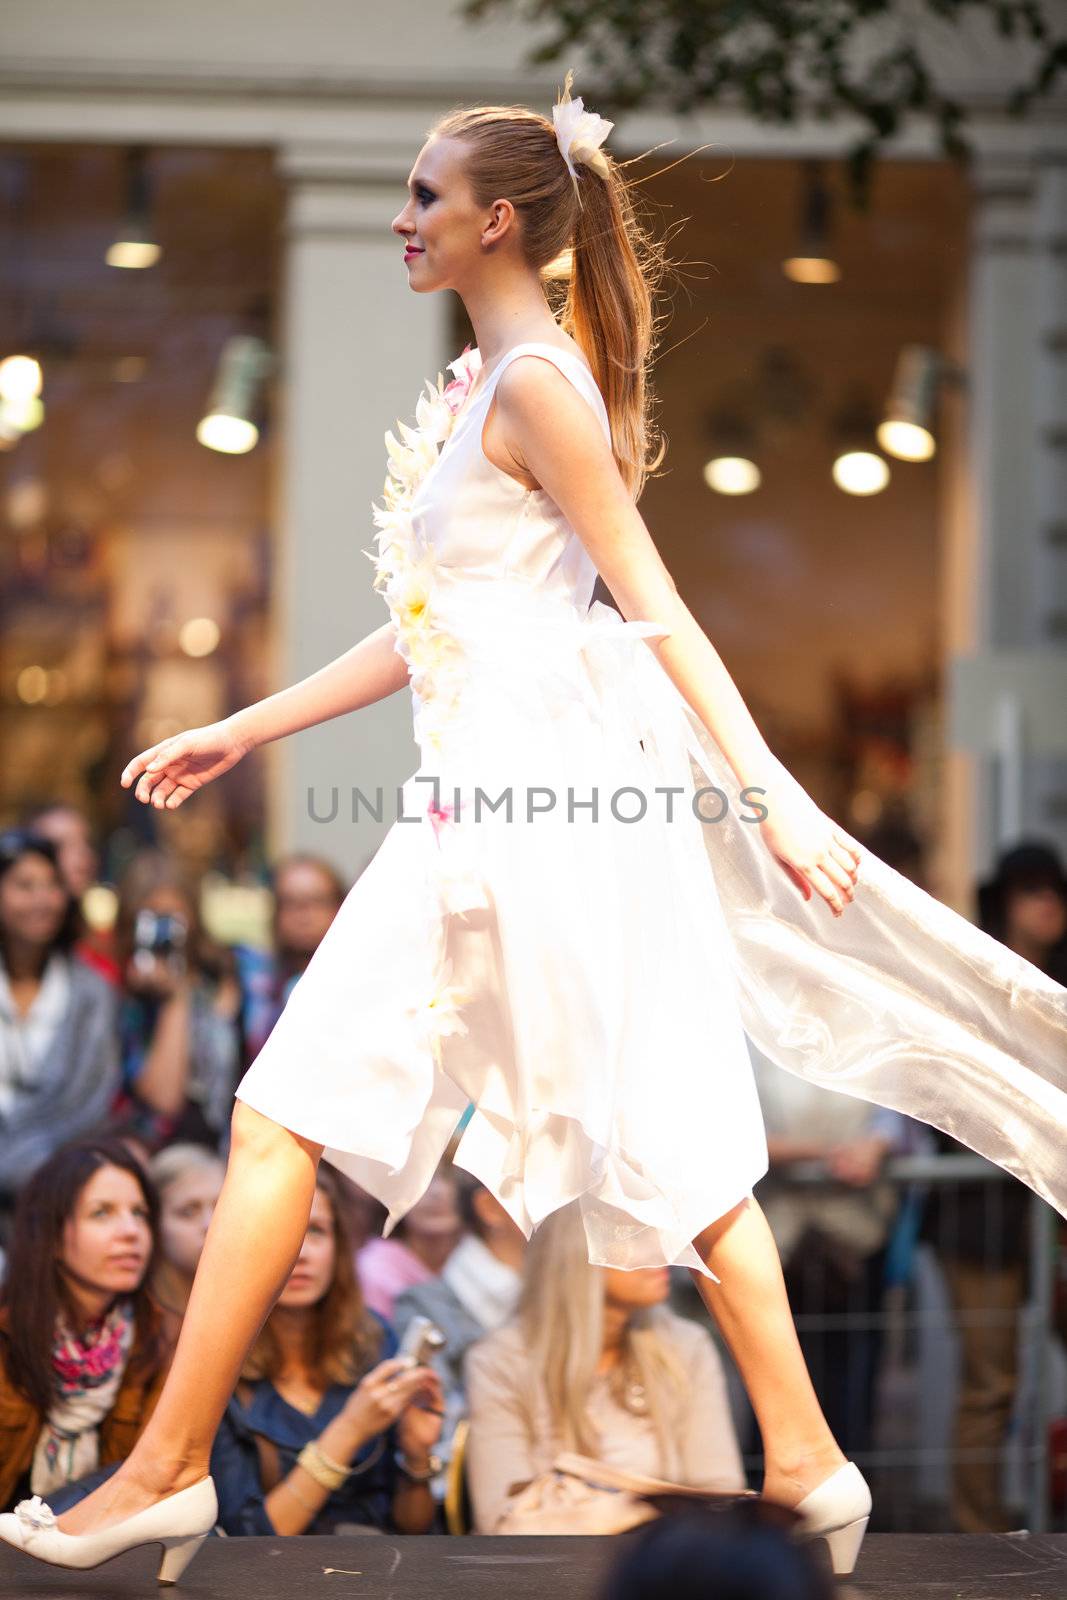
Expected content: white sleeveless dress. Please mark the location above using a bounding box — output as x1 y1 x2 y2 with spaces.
235 340 1067 1280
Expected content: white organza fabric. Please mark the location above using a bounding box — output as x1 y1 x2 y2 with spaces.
235 342 1067 1282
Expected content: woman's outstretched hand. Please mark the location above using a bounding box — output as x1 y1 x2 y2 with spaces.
757 771 862 917
120 718 251 810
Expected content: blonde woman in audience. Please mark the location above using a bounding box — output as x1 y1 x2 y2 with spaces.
148 1145 226 1346
463 1199 746 1534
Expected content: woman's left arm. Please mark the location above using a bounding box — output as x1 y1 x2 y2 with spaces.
390 1378 445 1533
493 362 862 916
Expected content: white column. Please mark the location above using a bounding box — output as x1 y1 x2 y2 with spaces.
269 142 450 879
958 154 1035 866
950 141 1067 876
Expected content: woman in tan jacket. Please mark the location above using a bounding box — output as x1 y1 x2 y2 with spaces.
0 1137 170 1511
463 1199 746 1533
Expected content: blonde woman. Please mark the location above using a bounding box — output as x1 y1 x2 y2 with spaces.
7 70 1067 1587
463 1200 744 1533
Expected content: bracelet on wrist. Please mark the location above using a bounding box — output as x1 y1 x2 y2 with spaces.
297 1440 350 1491
394 1447 442 1484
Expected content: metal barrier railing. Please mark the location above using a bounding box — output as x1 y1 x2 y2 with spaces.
690 1153 1059 1533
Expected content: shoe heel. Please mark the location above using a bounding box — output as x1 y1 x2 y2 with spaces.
157 1532 207 1586
820 1513 869 1576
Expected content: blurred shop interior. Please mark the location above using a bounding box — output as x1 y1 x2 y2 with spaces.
1 139 968 930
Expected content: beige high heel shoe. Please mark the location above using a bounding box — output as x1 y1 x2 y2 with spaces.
0 1476 217 1585
790 1460 872 1576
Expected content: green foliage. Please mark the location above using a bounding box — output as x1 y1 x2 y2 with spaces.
460 0 1064 204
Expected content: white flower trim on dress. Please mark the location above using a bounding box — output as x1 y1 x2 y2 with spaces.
14 1496 57 1535
362 344 482 755
364 347 487 1085
410 957 472 1068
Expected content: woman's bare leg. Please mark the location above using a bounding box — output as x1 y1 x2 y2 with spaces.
690 1194 847 1506
58 1102 324 1533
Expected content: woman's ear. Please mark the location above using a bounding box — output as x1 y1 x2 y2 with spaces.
482 198 516 248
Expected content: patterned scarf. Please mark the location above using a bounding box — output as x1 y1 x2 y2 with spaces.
31 1298 136 1495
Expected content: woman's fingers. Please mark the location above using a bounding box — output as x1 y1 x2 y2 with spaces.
164 785 194 809
150 776 178 809
807 861 848 916
820 849 857 899
120 746 160 788
829 838 861 879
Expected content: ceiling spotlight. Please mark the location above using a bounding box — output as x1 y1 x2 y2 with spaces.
877 344 945 461
196 334 273 455
107 147 161 269
832 450 890 496
0 354 42 404
831 397 890 496
783 160 842 286
702 412 761 496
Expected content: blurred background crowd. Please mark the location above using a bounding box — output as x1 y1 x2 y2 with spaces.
1 808 1065 1540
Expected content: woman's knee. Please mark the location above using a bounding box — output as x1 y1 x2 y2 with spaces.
229 1098 324 1165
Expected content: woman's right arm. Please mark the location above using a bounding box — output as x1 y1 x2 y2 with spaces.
231 620 409 752
122 621 408 811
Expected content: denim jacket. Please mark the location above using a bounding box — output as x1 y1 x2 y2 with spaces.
209 1312 401 1535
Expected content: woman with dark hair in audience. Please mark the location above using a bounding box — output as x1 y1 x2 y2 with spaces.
0 1137 169 1512
0 830 120 1244
112 849 241 1154
210 1162 444 1536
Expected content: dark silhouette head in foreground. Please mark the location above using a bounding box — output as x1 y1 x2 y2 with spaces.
597 1501 834 1600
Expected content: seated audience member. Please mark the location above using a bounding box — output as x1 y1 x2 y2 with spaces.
463 1199 746 1534
19 802 120 985
148 1143 226 1345
393 1175 526 1498
357 1165 462 1323
0 1137 168 1511
233 855 346 1068
210 1163 444 1536
113 850 241 1152
0 830 120 1243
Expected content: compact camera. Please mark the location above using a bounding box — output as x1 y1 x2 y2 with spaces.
396 1314 446 1368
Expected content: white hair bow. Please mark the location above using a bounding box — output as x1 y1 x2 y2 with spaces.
552 69 614 203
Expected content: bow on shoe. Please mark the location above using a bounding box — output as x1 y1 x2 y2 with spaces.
14 1496 57 1537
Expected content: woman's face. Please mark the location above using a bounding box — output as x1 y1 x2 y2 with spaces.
0 851 68 951
1006 884 1067 950
392 137 508 294
402 1173 461 1245
278 1184 337 1308
31 809 98 899
273 861 340 957
602 1265 671 1313
158 1162 224 1277
60 1164 153 1299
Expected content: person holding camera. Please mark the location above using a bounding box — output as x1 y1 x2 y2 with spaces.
0 829 120 1247
112 850 241 1153
209 1164 444 1535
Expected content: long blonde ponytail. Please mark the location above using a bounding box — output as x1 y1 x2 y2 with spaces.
430 81 669 499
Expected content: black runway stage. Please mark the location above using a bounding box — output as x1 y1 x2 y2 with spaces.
4 1533 1067 1599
